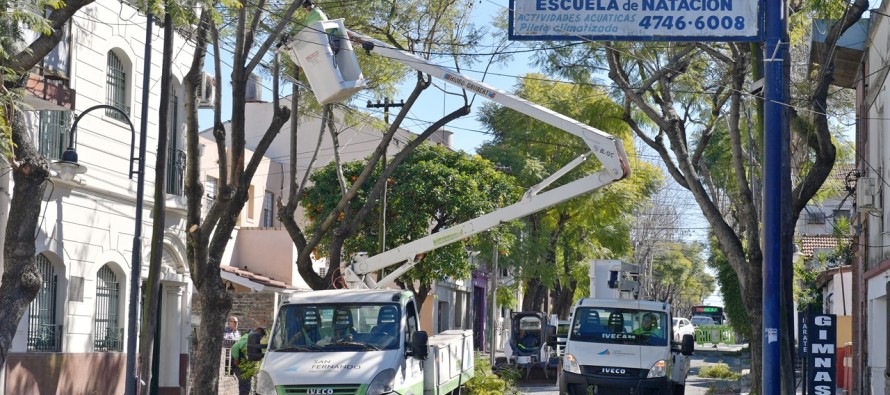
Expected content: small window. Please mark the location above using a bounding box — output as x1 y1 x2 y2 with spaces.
94 265 122 352
262 191 274 227
166 89 184 196
318 267 327 277
38 111 70 160
833 209 850 223
106 51 130 122
807 212 826 224
28 254 60 351
204 177 218 217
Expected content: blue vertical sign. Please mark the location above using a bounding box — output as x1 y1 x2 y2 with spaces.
806 314 837 395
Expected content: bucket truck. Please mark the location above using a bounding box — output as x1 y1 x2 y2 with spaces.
253 20 631 395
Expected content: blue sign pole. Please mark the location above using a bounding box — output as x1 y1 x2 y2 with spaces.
762 0 787 393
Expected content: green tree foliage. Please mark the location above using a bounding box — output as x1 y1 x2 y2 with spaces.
708 237 751 342
0 0 65 156
302 144 520 303
476 75 661 316
649 242 715 315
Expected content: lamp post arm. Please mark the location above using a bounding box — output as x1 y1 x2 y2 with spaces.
68 104 138 180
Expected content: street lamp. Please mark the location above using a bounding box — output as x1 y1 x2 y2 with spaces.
52 103 145 394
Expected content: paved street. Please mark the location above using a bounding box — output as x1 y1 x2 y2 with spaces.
515 343 846 394
516 343 747 395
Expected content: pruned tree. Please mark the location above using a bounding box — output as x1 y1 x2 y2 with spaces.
181 0 300 391
277 0 496 292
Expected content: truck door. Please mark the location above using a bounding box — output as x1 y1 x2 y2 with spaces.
399 299 425 394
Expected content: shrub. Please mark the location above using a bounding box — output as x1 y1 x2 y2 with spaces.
464 355 520 395
698 363 741 381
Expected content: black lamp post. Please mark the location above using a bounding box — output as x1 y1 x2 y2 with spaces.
52 103 145 394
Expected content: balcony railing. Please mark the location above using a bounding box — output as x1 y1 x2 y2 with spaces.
94 326 124 352
27 324 63 352
105 102 131 123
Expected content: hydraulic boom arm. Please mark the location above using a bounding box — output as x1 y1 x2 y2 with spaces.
285 26 631 289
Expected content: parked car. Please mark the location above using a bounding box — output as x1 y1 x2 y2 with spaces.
672 317 695 342
690 316 716 327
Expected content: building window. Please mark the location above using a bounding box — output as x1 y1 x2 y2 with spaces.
28 254 60 352
204 177 218 217
166 90 185 196
38 111 70 160
248 185 255 219
833 209 851 223
318 267 327 277
262 191 274 227
106 51 130 122
807 211 826 225
94 265 122 351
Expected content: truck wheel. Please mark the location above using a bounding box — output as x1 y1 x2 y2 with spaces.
673 383 685 395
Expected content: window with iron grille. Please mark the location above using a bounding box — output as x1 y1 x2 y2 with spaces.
106 51 130 122
94 265 122 351
262 191 274 227
204 177 218 217
38 111 70 160
166 92 185 195
28 254 60 352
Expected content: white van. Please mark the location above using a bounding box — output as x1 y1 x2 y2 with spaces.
558 298 694 395
255 289 473 395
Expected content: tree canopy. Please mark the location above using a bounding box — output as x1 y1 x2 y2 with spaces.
302 143 520 306
477 75 662 316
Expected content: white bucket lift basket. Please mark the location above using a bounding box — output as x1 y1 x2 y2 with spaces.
285 19 366 104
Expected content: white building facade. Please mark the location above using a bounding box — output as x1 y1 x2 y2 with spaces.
2 1 196 393
855 4 890 395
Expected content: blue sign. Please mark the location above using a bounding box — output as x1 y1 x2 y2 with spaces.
508 0 761 41
806 314 837 395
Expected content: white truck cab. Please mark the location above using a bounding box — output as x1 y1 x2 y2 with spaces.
256 289 473 395
559 298 694 395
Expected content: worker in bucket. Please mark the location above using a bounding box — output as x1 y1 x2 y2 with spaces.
302 0 340 55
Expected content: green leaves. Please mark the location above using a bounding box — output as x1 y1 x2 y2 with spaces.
302 144 520 287
477 75 661 309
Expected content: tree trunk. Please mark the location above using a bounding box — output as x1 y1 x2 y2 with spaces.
190 281 231 394
0 111 49 366
137 8 173 393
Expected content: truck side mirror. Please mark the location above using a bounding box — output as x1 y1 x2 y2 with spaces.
681 334 694 356
407 331 429 360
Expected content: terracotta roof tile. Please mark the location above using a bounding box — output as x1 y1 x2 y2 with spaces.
799 234 851 258
220 265 297 290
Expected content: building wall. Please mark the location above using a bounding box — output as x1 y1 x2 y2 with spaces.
860 3 890 394
3 0 196 393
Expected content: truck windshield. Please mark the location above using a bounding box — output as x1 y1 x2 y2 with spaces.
570 307 668 346
267 303 401 352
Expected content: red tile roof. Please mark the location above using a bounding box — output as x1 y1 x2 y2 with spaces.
799 234 842 258
220 265 297 290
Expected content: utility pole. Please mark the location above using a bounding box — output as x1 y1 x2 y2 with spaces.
762 0 790 393
366 98 404 254
489 242 498 367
